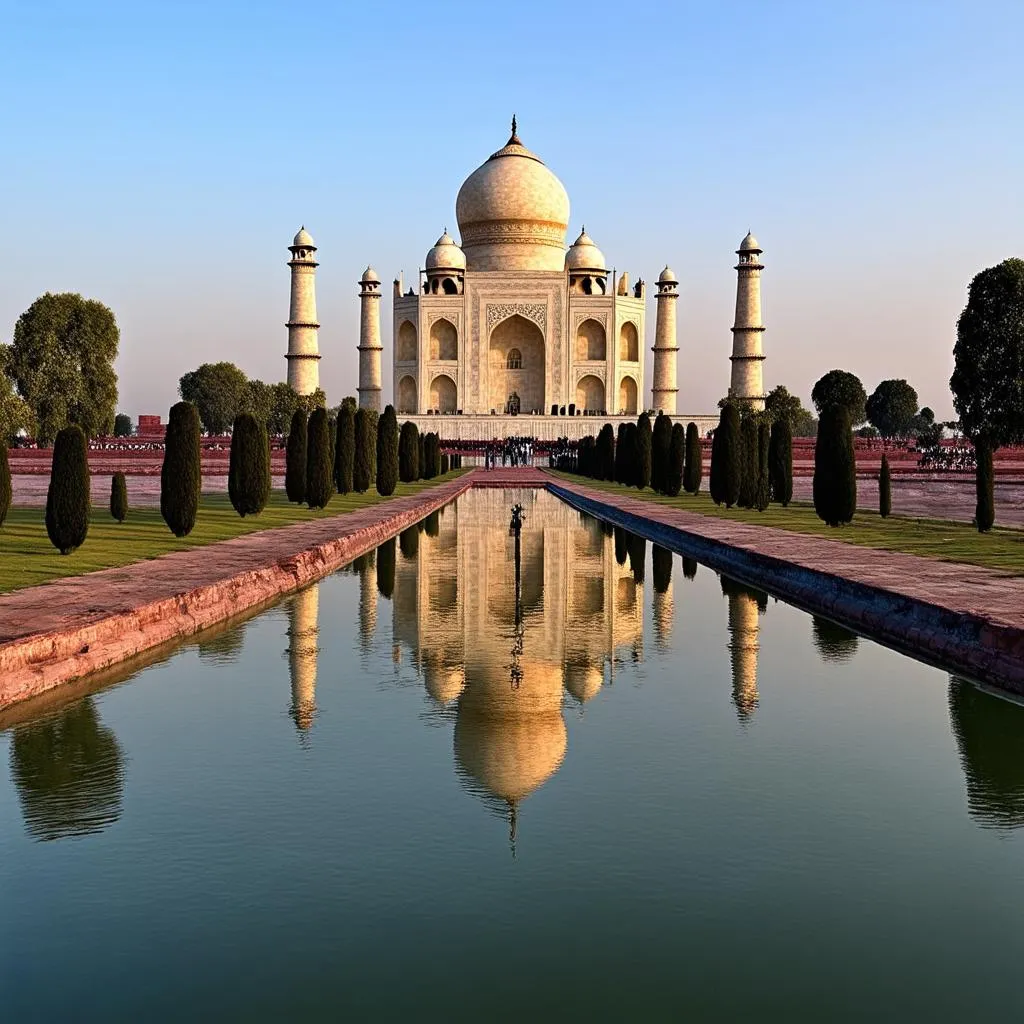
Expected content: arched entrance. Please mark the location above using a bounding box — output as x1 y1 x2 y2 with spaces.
575 318 606 361
430 374 457 413
397 375 417 414
396 321 417 362
618 375 638 414
429 318 457 361
575 374 605 413
618 321 639 362
489 314 544 414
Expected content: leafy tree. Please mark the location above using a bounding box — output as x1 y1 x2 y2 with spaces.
178 362 249 434
811 370 867 425
8 293 119 443
285 409 307 503
228 412 270 516
0 362 34 442
636 413 652 489
305 407 333 509
866 379 919 438
738 416 759 508
354 409 373 492
683 421 702 495
46 425 91 554
241 379 275 427
296 388 328 415
709 402 741 508
269 382 301 436
813 404 857 526
666 422 685 497
764 385 816 436
975 441 995 532
0 444 12 527
768 419 793 506
878 453 892 518
377 537 396 599
399 421 419 482
336 404 355 494
652 413 672 493
161 401 202 537
109 472 128 523
376 405 399 496
113 413 132 437
951 258 1024 531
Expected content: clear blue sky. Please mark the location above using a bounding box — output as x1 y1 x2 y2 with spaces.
1 0 1021 419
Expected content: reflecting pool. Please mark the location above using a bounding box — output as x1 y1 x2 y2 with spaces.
3 488 1024 1020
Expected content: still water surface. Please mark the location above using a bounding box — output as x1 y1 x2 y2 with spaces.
2 488 1024 1020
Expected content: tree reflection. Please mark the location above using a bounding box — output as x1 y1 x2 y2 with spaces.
376 537 396 600
681 556 698 580
949 675 1024 829
10 698 125 841
195 620 248 665
811 616 860 663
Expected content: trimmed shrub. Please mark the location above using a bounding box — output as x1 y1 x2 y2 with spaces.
813 404 857 526
110 472 128 523
45 425 91 554
975 439 994 532
161 401 202 537
0 444 11 528
709 403 741 508
683 421 703 495
636 413 652 489
377 537 396 599
353 409 372 492
399 421 420 483
336 403 355 495
738 416 758 509
666 422 685 497
305 407 333 509
879 453 892 518
768 419 793 506
376 405 399 497
615 423 629 483
652 413 672 493
285 409 307 504
652 544 673 594
228 412 270 517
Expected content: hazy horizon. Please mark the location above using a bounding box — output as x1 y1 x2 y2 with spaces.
2 0 1021 422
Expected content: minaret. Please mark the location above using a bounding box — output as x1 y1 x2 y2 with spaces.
286 227 320 396
652 266 679 414
287 584 320 732
357 266 383 412
729 231 766 411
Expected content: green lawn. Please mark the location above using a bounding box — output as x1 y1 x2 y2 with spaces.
0 473 463 594
549 472 1024 575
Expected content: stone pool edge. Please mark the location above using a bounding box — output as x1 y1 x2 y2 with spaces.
0 475 474 710
548 481 1024 696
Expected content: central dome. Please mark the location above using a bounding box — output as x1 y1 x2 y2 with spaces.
455 119 570 272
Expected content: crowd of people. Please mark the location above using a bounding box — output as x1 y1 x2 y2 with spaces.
482 436 535 469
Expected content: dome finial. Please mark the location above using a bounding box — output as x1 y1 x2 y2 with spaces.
508 113 521 145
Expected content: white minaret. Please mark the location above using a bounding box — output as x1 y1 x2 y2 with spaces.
729 231 766 411
652 265 679 414
286 227 320 396
357 266 383 412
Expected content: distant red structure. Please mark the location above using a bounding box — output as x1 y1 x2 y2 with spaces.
137 414 163 437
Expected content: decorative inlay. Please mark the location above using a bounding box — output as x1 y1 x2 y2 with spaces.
486 303 547 332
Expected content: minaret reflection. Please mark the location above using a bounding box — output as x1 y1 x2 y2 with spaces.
287 584 320 732
949 675 1024 829
9 698 125 841
721 575 767 722
356 551 377 652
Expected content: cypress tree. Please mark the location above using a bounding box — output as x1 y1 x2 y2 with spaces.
622 423 639 486
597 423 615 481
738 416 759 508
652 413 672 493
376 405 399 497
418 432 426 479
614 525 628 565
615 423 629 483
336 404 355 495
813 404 857 526
666 422 685 497
683 421 703 495
305 407 333 509
0 444 11 528
228 412 270 517
399 524 419 559
636 412 652 489
975 439 994 533
755 422 771 511
377 537 396 599
709 403 741 508
161 401 202 537
879 453 892 519
110 471 128 523
399 420 420 483
366 410 379 486
441 453 450 474
768 419 793 506
285 409 307 504
682 556 698 580
431 433 442 478
353 409 372 492
652 544 673 593
45 425 90 555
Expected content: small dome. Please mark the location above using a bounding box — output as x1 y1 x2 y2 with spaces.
425 231 466 272
738 231 761 252
658 265 677 283
292 226 315 248
565 229 606 273
361 265 380 283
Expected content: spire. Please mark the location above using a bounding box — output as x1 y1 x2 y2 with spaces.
509 113 520 145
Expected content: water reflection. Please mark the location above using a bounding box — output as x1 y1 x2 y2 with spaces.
720 576 768 722
949 676 1024 829
812 616 860 663
196 619 248 664
287 585 320 732
9 698 125 841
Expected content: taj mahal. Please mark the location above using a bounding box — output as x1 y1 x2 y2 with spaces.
284 118 767 439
